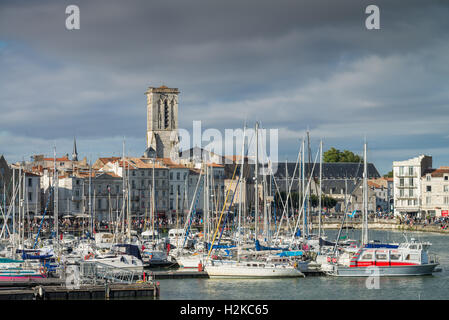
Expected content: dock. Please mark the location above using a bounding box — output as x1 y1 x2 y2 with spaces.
0 282 160 300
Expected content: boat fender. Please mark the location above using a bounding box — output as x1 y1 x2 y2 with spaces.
39 266 47 276
84 253 94 260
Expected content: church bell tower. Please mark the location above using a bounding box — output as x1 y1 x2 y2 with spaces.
144 85 179 159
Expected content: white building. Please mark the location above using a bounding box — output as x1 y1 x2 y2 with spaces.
421 166 449 217
393 155 432 217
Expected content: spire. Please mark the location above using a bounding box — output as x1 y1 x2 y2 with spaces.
72 137 78 161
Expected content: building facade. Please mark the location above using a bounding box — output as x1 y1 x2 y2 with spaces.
393 155 432 217
421 166 449 217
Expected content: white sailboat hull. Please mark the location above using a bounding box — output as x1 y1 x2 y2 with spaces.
205 262 304 278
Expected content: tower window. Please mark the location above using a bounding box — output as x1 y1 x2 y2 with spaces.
164 100 169 129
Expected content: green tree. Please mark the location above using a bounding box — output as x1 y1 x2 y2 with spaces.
323 147 362 163
383 170 393 178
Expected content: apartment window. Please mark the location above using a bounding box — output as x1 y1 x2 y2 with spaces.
399 166 404 176
400 189 405 197
409 178 414 187
444 185 449 192
399 178 404 187
445 175 449 181
177 172 180 180
183 173 187 180
132 180 136 189
408 199 412 206
132 171 135 176
170 172 173 180
426 196 431 205
409 189 413 197
28 178 32 187
444 197 449 205
426 175 431 181
426 186 432 192
28 192 32 201
116 185 120 193
408 167 414 176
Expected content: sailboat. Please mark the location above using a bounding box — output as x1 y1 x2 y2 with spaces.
204 123 304 278
324 142 440 276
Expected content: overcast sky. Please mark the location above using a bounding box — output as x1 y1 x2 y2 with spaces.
1 0 449 174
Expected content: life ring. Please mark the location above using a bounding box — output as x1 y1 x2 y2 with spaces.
327 257 331 263
332 258 337 264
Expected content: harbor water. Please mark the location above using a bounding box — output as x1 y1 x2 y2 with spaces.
157 229 449 300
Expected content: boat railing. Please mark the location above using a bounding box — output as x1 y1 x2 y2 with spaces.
78 260 150 285
428 253 439 265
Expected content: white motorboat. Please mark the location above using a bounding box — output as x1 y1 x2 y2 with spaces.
324 239 439 277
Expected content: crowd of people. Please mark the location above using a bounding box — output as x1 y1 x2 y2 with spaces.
10 210 449 235
399 214 449 230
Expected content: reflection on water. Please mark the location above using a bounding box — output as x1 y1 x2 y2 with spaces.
158 230 449 300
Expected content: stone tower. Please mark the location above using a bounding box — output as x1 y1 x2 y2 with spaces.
145 85 180 159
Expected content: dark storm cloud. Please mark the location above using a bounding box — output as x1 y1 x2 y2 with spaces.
0 0 449 174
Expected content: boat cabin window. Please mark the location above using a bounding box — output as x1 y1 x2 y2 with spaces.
409 245 417 250
405 254 420 261
361 254 373 260
375 253 388 260
390 254 401 260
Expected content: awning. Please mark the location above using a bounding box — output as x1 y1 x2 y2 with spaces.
74 214 90 218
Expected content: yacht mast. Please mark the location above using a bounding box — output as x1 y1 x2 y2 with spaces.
301 138 305 239
237 125 246 261
54 146 59 252
362 141 369 246
318 140 323 244
152 154 155 241
18 165 22 252
254 121 259 241
285 158 288 234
